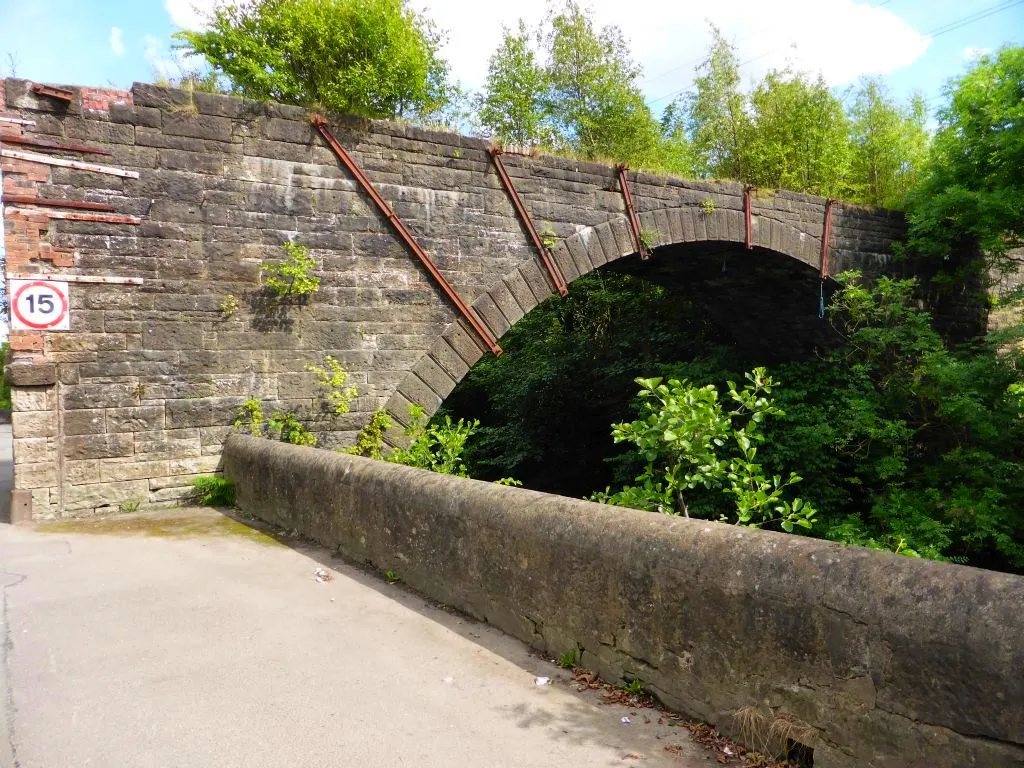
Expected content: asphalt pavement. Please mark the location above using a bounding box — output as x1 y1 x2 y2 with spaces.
0 509 709 767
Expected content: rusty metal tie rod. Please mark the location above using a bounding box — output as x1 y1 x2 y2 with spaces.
311 115 501 356
488 148 568 297
616 165 650 260
744 187 754 251
819 198 834 279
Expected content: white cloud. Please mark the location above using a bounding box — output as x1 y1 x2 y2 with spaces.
159 0 931 108
421 0 930 103
962 46 991 60
144 34 192 80
164 0 219 30
110 26 126 57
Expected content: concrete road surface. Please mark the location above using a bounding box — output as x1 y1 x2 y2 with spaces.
0 510 710 768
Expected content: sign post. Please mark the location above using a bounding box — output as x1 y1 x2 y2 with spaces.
10 279 70 331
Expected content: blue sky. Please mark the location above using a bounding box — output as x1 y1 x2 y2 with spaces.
0 0 1021 116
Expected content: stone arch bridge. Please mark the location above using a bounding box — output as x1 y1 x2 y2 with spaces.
0 79 905 518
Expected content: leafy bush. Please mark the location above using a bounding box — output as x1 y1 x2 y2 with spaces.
191 475 236 507
594 369 815 533
388 404 477 477
260 242 320 300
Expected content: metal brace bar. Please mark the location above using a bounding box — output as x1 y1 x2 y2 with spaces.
616 165 650 260
31 84 74 102
0 134 112 156
744 187 754 251
0 148 139 178
4 206 140 225
0 115 35 126
819 199 834 279
311 115 502 356
10 272 143 285
2 194 116 212
488 148 568 297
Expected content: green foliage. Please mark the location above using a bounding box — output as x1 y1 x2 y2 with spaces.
623 678 645 695
477 21 547 146
494 477 523 487
385 569 401 584
261 242 320 300
543 2 661 166
305 355 358 414
684 25 748 181
595 370 815 532
442 271 726 495
176 0 453 120
267 410 318 446
191 475 237 507
744 69 851 197
234 398 266 436
388 404 477 476
847 78 929 208
0 342 10 410
234 398 317 446
118 498 143 514
756 272 1024 568
639 228 658 249
903 46 1023 263
476 2 663 167
700 198 716 216
540 222 558 249
344 408 392 460
558 648 578 669
220 294 239 319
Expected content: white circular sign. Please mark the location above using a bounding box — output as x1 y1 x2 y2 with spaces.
10 279 70 331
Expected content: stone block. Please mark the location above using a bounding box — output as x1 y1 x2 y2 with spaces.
411 355 457 401
106 406 166 433
134 429 202 459
13 437 54 465
62 383 139 410
166 398 246 429
64 409 106 436
15 462 58 489
11 388 52 412
63 480 150 512
63 433 134 460
12 411 57 439
98 459 171 483
5 362 56 386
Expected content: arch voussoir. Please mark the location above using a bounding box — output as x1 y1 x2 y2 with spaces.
385 203 845 434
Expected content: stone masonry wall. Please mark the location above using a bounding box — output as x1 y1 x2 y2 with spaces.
224 434 1024 768
1 78 906 519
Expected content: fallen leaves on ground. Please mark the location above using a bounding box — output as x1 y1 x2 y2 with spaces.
552 659 793 768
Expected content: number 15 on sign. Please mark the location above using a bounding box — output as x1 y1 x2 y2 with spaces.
10 279 70 331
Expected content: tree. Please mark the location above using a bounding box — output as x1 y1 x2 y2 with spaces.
593 370 816 532
477 22 547 146
541 2 661 165
685 26 749 180
903 46 1023 262
176 0 453 120
847 78 929 209
745 70 851 197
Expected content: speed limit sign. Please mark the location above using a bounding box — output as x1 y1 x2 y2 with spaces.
10 279 70 331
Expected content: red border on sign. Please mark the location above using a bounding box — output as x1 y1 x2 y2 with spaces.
12 281 69 330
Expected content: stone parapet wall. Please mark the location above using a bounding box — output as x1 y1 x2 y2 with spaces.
223 434 1024 768
2 78 905 519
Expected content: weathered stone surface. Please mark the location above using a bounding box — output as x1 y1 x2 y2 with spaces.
2 76 906 519
5 362 56 386
225 435 1024 768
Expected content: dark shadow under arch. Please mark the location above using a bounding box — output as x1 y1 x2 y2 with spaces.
384 205 834 436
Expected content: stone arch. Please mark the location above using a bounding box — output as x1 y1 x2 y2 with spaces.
383 204 825 436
